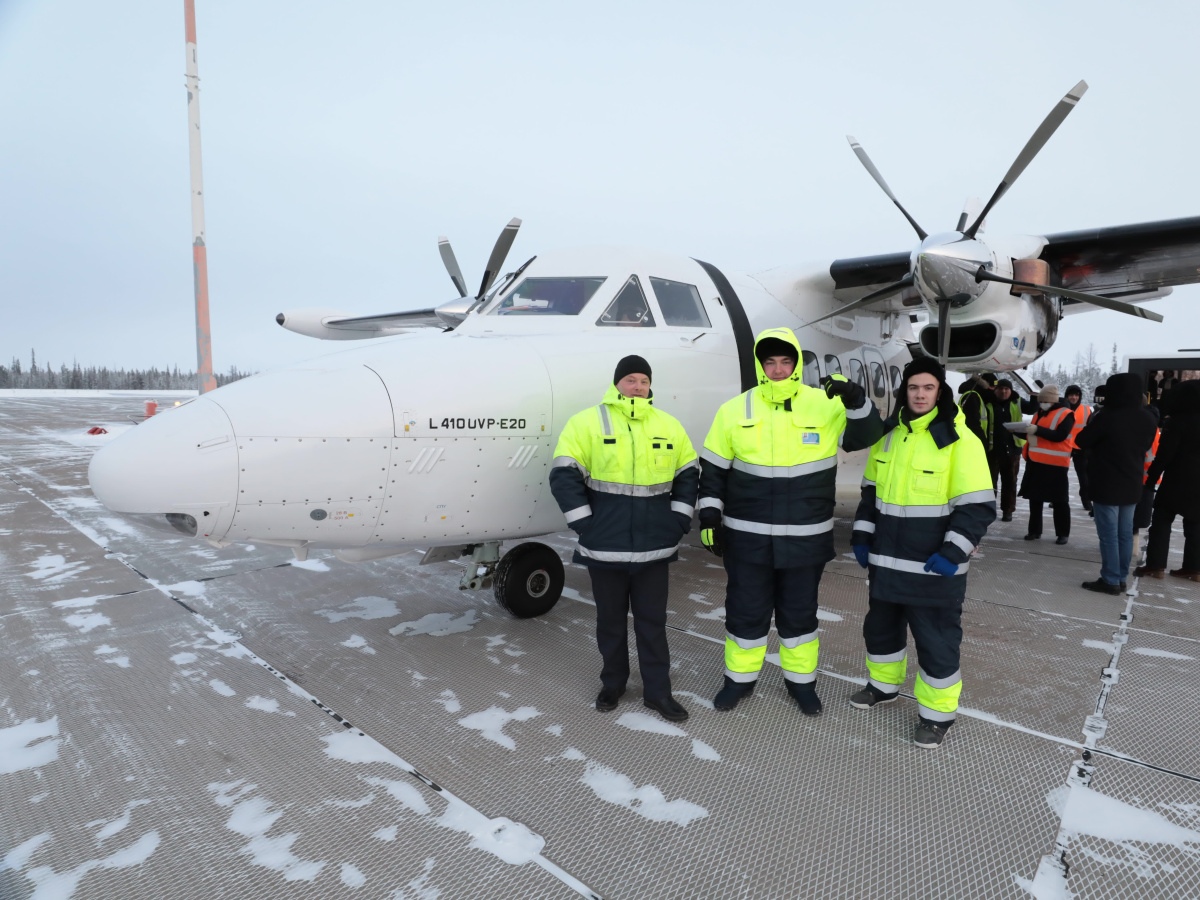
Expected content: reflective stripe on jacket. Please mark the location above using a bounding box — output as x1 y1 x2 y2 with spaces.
985 399 1026 451
1023 406 1074 467
550 384 699 570
698 328 883 568
852 406 996 606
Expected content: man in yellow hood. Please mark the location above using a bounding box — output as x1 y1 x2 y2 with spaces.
698 328 884 715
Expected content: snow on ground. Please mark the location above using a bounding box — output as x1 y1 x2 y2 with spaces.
314 596 399 622
390 610 479 636
340 634 377 654
291 559 331 572
559 747 710 827
26 553 89 584
1129 647 1194 661
208 781 326 882
0 717 62 774
456 706 541 750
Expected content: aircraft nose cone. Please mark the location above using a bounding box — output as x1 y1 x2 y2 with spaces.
88 397 239 539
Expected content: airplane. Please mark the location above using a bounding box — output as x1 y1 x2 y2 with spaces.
88 80 1200 619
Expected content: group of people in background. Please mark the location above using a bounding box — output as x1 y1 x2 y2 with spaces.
958 370 1200 593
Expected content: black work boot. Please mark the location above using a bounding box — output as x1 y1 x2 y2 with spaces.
594 686 626 712
713 676 756 710
785 680 823 717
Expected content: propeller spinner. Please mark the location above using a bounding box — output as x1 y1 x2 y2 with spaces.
817 80 1163 365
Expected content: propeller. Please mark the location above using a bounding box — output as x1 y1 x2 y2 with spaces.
964 80 1087 238
437 217 523 306
974 267 1164 322
846 137 927 240
837 79 1162 364
808 274 914 326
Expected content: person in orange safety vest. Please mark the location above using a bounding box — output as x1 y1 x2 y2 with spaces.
1018 385 1076 544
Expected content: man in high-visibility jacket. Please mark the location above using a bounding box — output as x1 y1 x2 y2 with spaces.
550 355 699 722
848 357 996 749
697 328 884 715
1019 385 1077 544
984 378 1032 522
957 376 990 446
1065 384 1094 515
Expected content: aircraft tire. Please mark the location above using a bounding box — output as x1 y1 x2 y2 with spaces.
494 542 564 618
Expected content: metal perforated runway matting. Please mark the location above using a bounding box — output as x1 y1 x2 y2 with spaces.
3 396 1199 899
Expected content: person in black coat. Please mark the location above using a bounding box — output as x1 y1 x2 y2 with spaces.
1074 372 1159 594
1018 386 1076 543
1135 380 1200 581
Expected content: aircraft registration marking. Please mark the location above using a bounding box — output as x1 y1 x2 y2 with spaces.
428 417 528 430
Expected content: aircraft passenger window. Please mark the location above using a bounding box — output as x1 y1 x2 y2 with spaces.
870 362 886 398
597 276 656 327
489 276 606 316
849 359 866 389
890 366 902 392
649 278 711 328
824 354 842 377
801 351 820 388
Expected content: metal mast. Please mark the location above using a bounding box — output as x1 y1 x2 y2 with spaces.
184 0 216 393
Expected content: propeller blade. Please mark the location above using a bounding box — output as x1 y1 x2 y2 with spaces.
937 298 952 365
438 236 468 298
476 217 522 299
807 274 915 326
846 137 927 240
974 267 1164 322
964 80 1088 238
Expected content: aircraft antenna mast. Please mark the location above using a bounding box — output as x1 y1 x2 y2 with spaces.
184 0 216 393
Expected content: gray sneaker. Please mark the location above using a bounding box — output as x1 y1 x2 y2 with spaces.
849 684 899 709
914 720 950 749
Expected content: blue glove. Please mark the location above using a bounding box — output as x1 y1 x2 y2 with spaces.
923 553 958 577
852 544 870 568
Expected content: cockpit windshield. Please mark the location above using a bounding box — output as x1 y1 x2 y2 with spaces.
487 277 606 316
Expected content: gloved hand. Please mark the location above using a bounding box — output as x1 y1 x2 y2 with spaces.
700 522 724 557
1024 421 1038 435
822 374 865 409
852 544 870 568
1034 379 1045 388
923 553 958 577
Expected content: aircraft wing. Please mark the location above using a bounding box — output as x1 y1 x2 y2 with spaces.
321 308 444 332
827 251 919 314
1039 215 1200 307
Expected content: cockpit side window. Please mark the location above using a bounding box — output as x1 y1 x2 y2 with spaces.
649 278 711 328
488 276 606 316
801 351 821 388
597 276 656 327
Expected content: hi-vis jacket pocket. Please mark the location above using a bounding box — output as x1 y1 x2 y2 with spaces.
910 454 949 498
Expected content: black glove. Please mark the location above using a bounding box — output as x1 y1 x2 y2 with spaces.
822 374 865 409
700 522 724 557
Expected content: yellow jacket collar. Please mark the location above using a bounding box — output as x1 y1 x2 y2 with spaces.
603 383 654 420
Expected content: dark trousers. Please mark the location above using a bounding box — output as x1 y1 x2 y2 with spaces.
1146 504 1200 571
1071 451 1092 511
989 452 1020 514
863 599 962 683
588 562 672 699
723 558 822 643
1029 501 1070 538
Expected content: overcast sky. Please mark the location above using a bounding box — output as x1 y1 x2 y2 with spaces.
2 1 1197 375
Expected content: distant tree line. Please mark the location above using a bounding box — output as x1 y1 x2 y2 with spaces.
0 350 253 390
1027 342 1120 400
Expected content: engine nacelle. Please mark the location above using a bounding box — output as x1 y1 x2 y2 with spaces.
275 308 369 341
917 261 1060 373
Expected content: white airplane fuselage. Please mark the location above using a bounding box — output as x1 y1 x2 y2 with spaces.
88 245 912 562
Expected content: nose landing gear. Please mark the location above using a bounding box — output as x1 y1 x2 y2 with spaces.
455 540 565 618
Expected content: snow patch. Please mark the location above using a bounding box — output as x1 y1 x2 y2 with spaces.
27 553 89 583
246 696 295 716
209 781 326 882
0 717 62 773
363 777 431 815
322 731 408 768
578 760 709 826
64 612 110 633
209 679 236 697
291 559 331 572
545 724 563 737
165 580 207 598
105 656 131 668
373 826 398 841
94 644 119 654
560 586 595 606
616 711 687 738
340 634 377 654
1082 639 1116 654
694 606 726 621
1130 647 1194 661
691 740 721 762
340 862 366 887
170 652 198 665
437 803 545 865
457 706 540 750
816 609 844 622
1050 783 1200 846
390 610 479 636
434 690 461 714
315 596 399 622
2 830 160 897
674 691 715 711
